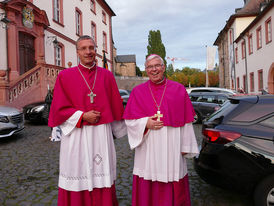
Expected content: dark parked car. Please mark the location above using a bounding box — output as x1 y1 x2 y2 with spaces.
0 106 24 138
23 89 53 124
189 92 230 124
194 95 274 206
23 101 48 124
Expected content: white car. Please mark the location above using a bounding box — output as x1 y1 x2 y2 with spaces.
0 106 25 138
186 87 237 95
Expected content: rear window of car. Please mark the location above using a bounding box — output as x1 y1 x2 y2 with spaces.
189 95 199 102
230 104 274 122
208 97 274 124
207 101 238 121
217 96 228 104
191 89 213 93
197 95 215 103
260 116 274 128
190 89 234 94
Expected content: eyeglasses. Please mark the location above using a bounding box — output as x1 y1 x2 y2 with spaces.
77 46 96 52
146 64 163 70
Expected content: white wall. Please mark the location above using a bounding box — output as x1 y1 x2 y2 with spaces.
226 17 256 90
33 0 112 68
234 16 255 39
235 7 274 93
44 30 78 67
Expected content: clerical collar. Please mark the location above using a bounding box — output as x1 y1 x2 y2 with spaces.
150 78 166 86
80 62 96 70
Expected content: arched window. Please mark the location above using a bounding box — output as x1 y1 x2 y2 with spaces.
54 43 65 67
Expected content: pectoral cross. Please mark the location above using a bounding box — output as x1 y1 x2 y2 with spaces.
153 110 163 121
88 91 96 103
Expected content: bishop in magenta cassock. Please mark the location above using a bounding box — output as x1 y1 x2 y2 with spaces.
123 54 199 206
48 35 126 206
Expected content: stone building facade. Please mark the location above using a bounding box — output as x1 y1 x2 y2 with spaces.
0 0 115 108
216 31 230 88
214 0 274 94
114 55 136 77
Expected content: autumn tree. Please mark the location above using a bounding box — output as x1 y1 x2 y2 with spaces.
182 67 201 76
142 71 148 77
195 72 206 87
208 70 219 87
167 66 219 87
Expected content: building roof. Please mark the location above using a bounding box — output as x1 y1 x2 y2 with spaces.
236 0 266 14
214 0 266 45
100 0 116 16
235 0 274 43
115 55 136 63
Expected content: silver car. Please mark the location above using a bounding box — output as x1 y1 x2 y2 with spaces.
119 89 130 106
186 87 237 95
0 106 25 138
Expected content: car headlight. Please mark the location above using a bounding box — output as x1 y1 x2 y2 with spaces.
31 105 45 113
0 115 9 123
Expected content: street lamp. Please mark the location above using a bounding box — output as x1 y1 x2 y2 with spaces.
47 36 59 47
0 12 10 29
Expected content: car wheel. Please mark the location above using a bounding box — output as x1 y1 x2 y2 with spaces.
43 117 48 125
42 106 49 125
254 174 274 206
193 110 201 124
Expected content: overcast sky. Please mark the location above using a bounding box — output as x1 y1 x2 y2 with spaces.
106 0 244 71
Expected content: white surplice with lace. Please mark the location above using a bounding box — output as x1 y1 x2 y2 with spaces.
57 111 127 192
125 117 199 183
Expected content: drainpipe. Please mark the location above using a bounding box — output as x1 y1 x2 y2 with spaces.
244 37 248 93
230 28 236 91
206 45 209 87
222 41 225 88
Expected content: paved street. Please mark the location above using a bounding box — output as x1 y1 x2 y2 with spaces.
0 123 252 206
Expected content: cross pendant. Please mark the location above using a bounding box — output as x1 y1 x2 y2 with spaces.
153 110 163 121
88 91 96 103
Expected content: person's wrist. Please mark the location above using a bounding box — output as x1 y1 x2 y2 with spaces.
82 112 87 121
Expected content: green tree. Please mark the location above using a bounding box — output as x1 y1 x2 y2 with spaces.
182 67 201 76
146 30 167 67
136 66 142 77
166 64 174 76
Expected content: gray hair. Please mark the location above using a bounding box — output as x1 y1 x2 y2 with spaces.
76 35 96 50
145 54 164 68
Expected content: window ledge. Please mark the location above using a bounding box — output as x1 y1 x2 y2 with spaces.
90 9 96 15
53 19 64 27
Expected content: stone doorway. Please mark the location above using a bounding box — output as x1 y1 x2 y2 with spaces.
268 63 274 94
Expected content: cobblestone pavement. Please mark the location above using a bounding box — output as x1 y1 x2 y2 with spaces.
0 123 253 206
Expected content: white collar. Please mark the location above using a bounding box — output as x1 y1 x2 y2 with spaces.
80 62 96 70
